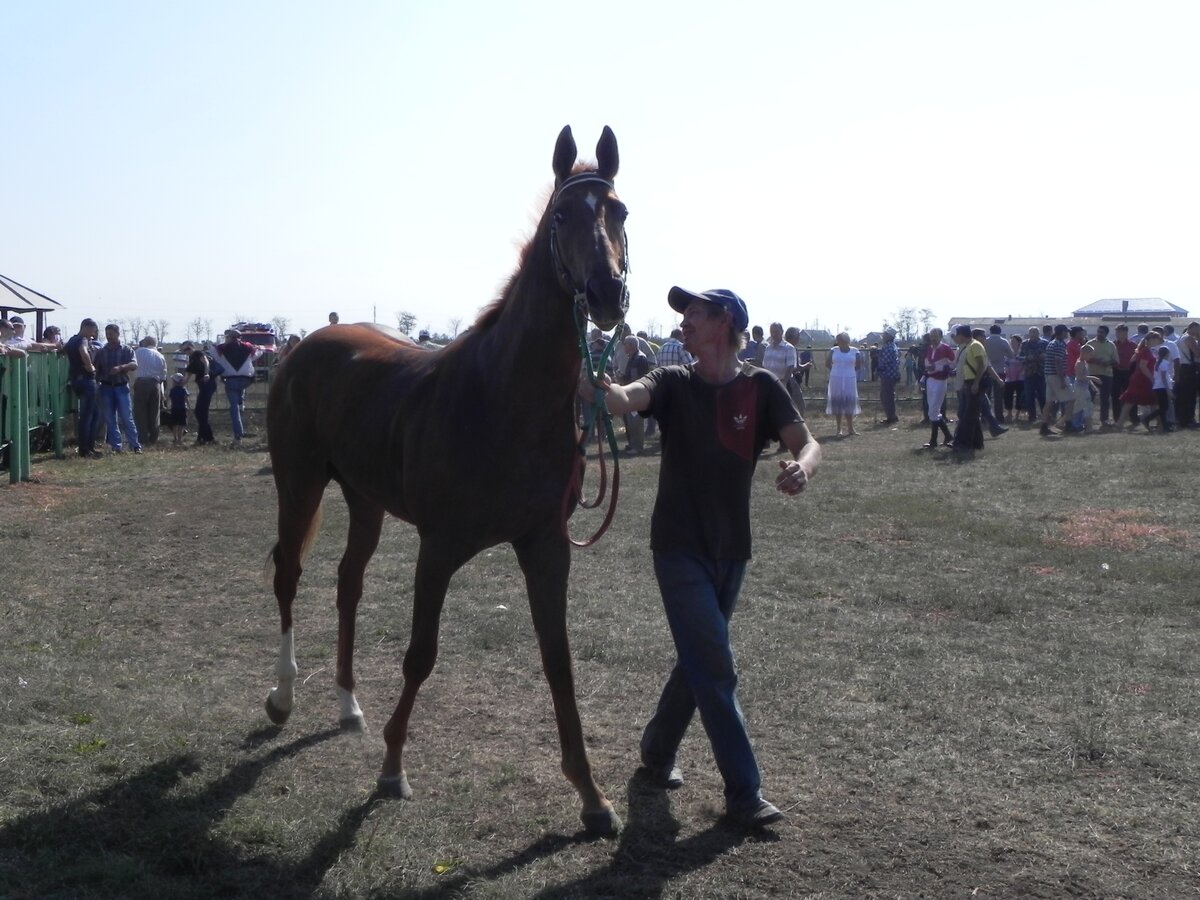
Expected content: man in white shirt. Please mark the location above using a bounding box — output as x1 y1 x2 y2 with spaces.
759 322 796 384
133 336 168 444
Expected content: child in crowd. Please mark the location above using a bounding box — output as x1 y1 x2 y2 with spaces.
1143 345 1175 433
1070 344 1102 431
168 372 190 444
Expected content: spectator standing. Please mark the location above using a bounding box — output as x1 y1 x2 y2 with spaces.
168 373 189 444
1117 332 1161 429
922 328 954 447
783 327 809 418
132 336 168 445
4 316 60 353
1156 326 1181 429
585 284 820 828
739 325 764 364
1174 322 1200 428
1084 326 1118 426
619 335 650 454
876 326 901 424
212 328 263 445
1111 324 1137 424
181 341 217 444
1002 335 1025 422
657 328 693 368
1141 345 1175 433
971 328 1008 438
0 320 27 359
1070 345 1102 431
825 332 862 437
951 325 986 451
1040 325 1076 436
93 324 142 454
328 312 340 325
65 319 103 458
799 345 814 386
983 325 1012 416
759 323 796 386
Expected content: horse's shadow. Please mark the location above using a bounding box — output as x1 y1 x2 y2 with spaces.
0 725 366 900
404 770 761 899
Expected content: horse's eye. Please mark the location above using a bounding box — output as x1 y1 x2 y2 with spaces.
553 210 567 226
612 203 628 223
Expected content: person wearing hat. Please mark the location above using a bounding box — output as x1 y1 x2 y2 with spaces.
877 326 902 424
0 319 28 359
212 328 264 445
1040 324 1077 436
580 286 821 828
3 315 60 353
167 372 190 444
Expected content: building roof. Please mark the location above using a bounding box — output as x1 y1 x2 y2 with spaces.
1072 298 1188 317
0 273 67 315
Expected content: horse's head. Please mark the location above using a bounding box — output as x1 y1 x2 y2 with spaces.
549 125 629 332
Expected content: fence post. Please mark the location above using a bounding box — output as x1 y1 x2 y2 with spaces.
6 355 31 483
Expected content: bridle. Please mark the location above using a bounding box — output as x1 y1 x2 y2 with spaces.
549 171 629 548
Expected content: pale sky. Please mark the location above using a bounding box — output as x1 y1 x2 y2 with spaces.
4 1 1198 340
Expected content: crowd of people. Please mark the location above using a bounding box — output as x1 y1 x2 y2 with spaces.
1 314 269 456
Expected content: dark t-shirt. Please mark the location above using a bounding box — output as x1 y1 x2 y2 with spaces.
185 350 211 377
638 364 802 561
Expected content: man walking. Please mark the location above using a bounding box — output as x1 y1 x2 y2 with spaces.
1084 325 1117 425
213 329 263 445
132 336 168 445
583 286 821 827
1040 324 1076 436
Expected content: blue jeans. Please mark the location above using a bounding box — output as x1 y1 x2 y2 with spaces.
99 384 141 451
72 376 99 456
641 551 762 812
223 376 254 440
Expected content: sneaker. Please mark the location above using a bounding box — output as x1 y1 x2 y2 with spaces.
727 799 784 828
1039 424 1054 437
639 764 684 789
132 447 143 454
990 426 1008 437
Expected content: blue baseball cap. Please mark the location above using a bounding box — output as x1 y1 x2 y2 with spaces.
667 287 749 332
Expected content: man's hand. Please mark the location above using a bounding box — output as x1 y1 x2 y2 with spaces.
775 459 809 496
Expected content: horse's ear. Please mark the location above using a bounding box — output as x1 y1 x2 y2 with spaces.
553 126 577 184
596 126 618 181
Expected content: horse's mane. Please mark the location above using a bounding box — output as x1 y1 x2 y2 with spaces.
467 162 601 338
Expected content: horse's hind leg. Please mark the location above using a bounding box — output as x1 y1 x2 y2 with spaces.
513 527 621 836
266 479 325 726
333 489 385 731
378 539 462 799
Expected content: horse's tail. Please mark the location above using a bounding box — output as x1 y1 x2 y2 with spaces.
262 505 324 591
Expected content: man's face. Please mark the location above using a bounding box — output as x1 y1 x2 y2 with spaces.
105 327 120 344
1096 327 1108 341
680 300 727 351
1027 328 1039 339
769 323 783 342
1116 328 1128 341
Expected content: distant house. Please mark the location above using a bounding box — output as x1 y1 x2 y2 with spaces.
795 328 835 347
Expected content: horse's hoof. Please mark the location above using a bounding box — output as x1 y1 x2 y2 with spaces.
377 773 413 800
265 694 291 726
339 714 366 733
581 806 622 837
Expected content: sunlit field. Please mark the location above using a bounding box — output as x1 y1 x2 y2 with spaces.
1 398 1197 898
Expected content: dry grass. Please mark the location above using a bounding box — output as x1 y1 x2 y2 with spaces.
0 409 1198 898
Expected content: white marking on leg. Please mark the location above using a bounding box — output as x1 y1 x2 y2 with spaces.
337 685 364 724
269 629 298 713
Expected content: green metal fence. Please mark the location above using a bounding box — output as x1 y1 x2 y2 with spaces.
0 352 72 483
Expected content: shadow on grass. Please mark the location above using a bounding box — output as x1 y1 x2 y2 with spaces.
400 770 756 899
0 726 363 900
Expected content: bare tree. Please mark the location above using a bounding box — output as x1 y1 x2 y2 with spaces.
201 319 213 342
447 317 463 338
919 308 937 334
272 316 290 338
884 307 918 342
185 317 203 342
148 319 169 342
396 311 417 335
127 317 145 343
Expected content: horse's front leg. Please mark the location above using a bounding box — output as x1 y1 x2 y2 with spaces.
378 539 460 799
334 493 385 731
513 527 621 836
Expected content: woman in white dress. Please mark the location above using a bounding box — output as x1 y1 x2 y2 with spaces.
825 332 861 436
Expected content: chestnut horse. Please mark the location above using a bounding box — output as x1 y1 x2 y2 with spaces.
263 126 628 835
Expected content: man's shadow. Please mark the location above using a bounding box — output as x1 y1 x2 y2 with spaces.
403 769 765 899
0 725 375 900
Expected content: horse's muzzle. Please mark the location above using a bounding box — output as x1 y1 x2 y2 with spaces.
586 275 629 331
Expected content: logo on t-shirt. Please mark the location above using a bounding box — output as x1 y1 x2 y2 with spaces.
716 378 757 460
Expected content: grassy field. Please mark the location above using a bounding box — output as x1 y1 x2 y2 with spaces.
0 405 1197 899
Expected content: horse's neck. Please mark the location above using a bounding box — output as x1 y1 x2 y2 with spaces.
483 244 580 386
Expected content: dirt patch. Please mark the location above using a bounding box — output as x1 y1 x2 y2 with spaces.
1054 507 1197 551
